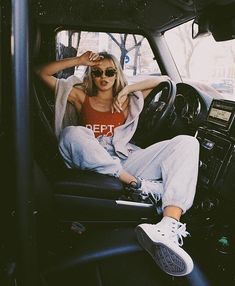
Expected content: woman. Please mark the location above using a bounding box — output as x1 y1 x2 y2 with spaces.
36 51 199 276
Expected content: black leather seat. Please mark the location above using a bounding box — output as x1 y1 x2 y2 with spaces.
33 78 124 200
33 77 156 223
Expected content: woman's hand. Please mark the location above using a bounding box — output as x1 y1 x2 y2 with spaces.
112 86 129 113
78 51 104 66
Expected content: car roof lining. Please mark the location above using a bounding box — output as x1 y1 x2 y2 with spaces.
32 0 235 34
31 0 196 34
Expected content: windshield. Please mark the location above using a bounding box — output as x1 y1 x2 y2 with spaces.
165 20 235 100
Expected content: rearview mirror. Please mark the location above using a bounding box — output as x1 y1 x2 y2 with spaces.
193 2 235 41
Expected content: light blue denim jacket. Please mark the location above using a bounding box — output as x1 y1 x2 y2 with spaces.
54 75 144 159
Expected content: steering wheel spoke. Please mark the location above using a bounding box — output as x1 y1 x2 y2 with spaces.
135 80 177 144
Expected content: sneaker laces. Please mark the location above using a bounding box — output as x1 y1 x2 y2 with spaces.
170 221 190 247
139 178 162 203
125 178 163 204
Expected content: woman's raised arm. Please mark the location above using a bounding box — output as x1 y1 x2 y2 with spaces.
126 75 170 99
35 51 103 91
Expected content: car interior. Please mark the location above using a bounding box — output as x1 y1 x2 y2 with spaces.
1 0 235 285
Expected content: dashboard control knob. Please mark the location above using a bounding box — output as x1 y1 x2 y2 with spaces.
201 198 216 211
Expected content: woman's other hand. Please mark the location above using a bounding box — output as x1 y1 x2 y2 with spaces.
112 86 129 113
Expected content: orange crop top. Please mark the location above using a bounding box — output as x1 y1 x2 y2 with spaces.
80 96 126 137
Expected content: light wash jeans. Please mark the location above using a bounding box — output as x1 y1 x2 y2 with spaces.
59 126 199 213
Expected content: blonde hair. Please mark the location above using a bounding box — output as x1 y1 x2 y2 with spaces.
81 52 128 96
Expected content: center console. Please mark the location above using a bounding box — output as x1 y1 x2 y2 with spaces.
196 99 235 193
193 100 235 284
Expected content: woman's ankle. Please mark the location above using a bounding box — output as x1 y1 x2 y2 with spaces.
119 170 137 185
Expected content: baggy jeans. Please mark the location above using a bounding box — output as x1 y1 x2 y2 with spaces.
59 126 200 213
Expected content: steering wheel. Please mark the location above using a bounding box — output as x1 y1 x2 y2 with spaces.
134 80 177 144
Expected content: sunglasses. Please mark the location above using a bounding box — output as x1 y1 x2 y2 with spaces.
91 68 117 78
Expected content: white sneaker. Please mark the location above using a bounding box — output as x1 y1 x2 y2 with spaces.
127 177 163 203
139 178 163 202
135 216 193 276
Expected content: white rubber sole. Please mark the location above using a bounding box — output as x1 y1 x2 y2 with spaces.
135 225 193 276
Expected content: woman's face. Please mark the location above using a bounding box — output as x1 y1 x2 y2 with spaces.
91 59 117 92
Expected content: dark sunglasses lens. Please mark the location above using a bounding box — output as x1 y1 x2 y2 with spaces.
92 70 103 77
105 69 116 77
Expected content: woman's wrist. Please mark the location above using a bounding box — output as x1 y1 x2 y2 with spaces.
74 56 83 66
125 83 138 94
59 56 82 68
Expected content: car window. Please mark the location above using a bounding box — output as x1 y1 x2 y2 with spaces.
55 31 161 80
164 20 235 100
